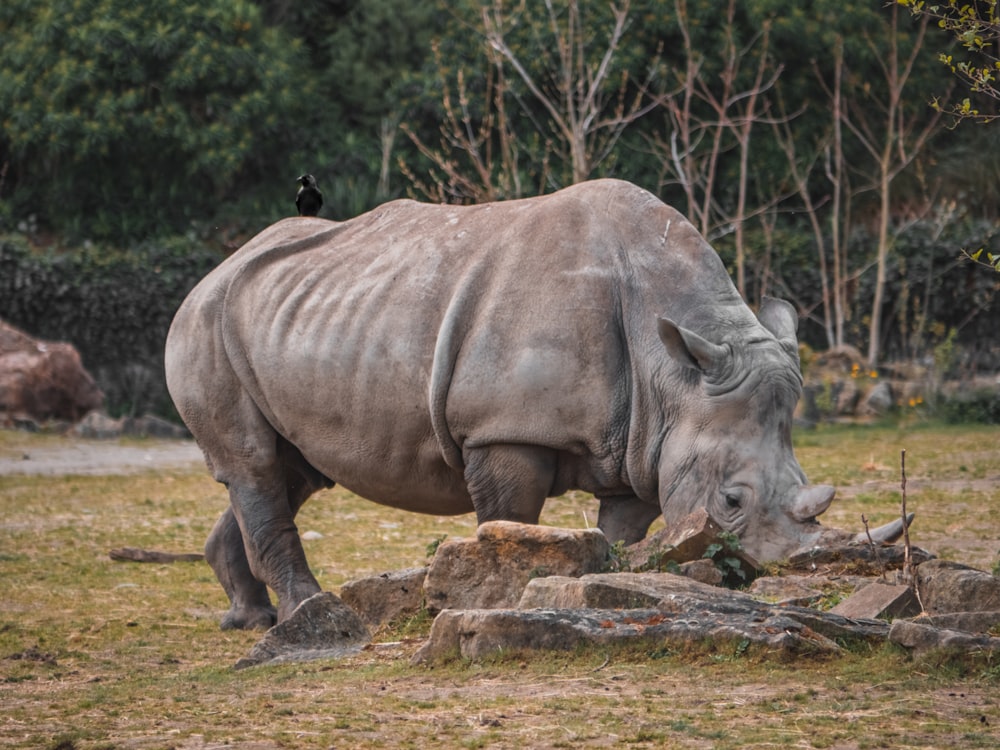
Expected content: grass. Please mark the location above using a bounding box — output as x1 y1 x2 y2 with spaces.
1 421 1000 748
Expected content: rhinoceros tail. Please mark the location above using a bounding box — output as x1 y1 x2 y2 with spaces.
427 261 493 474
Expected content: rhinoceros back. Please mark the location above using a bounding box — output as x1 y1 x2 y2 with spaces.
171 179 738 512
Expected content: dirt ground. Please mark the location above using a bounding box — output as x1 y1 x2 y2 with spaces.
0 436 204 476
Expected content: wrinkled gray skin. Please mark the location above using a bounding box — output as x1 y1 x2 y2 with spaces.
166 179 836 631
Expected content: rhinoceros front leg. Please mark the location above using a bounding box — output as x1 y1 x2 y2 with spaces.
597 495 661 546
463 444 554 525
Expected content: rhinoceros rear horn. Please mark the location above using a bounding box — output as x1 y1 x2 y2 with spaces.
657 318 728 373
852 513 915 545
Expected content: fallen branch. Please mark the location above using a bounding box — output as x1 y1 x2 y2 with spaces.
109 547 204 564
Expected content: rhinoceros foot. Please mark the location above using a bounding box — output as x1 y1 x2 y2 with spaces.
234 592 370 669
220 603 277 632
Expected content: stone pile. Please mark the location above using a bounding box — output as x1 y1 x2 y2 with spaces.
238 511 1000 668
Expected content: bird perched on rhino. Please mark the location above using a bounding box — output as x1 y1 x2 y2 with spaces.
295 174 323 217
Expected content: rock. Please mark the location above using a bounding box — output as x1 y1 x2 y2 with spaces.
835 379 861 415
889 619 1000 657
748 575 849 607
398 572 889 662
339 567 427 628
830 580 921 620
787 542 934 573
678 558 724 586
916 560 1000 614
412 602 867 664
623 508 760 579
517 571 755 611
72 410 190 439
423 521 609 613
862 381 894 415
234 592 370 669
918 611 1000 635
0 319 103 424
518 572 887 641
72 410 123 439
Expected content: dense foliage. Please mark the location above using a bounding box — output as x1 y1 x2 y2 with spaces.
0 0 312 240
0 0 997 416
0 234 219 417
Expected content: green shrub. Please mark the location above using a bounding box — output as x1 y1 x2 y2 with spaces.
939 389 1000 425
0 234 221 418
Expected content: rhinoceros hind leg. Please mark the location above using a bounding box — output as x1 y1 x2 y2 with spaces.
464 444 554 525
597 495 661 545
206 507 278 630
206 436 332 630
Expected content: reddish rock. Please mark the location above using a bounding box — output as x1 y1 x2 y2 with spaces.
423 521 610 613
0 319 102 424
339 567 427 628
624 508 760 577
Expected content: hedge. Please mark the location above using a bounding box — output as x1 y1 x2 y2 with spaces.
0 234 221 419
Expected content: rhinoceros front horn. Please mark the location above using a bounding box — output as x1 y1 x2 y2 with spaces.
851 513 915 545
791 484 836 522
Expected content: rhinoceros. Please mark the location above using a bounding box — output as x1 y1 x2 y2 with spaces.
166 179 896 631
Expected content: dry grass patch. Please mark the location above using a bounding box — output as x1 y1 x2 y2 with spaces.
1 423 1000 749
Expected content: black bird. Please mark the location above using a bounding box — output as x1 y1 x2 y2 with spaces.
295 174 323 217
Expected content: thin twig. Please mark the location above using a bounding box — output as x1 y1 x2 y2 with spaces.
901 449 912 583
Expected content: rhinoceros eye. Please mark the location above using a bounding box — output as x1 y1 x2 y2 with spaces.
722 487 747 510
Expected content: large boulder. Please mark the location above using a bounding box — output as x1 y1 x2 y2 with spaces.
0 319 102 425
423 521 610 613
916 560 1000 614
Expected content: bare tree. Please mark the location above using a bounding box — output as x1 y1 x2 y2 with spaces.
481 0 660 186
648 0 786 299
843 6 947 365
399 40 532 203
771 96 835 348
400 0 658 202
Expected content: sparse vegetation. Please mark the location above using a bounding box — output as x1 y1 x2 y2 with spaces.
2 423 1000 748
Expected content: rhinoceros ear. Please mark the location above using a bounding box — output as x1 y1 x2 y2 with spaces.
657 317 728 373
757 296 798 343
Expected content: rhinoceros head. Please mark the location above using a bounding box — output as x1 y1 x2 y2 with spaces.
654 297 835 562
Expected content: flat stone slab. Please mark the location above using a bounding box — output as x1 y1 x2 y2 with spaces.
831 580 921 620
234 592 370 669
788 542 934 573
518 571 756 610
889 619 1000 657
411 571 888 663
412 606 847 664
